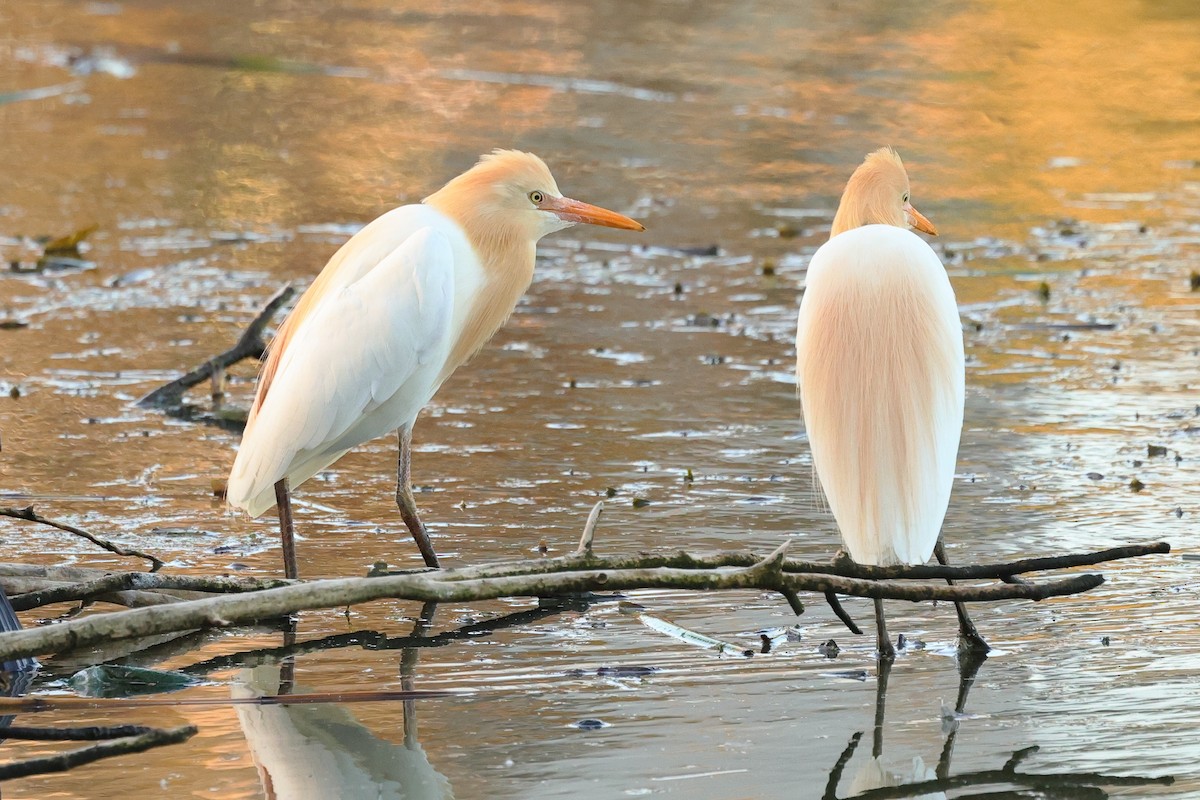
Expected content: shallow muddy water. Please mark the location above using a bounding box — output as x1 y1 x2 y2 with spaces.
2 0 1199 797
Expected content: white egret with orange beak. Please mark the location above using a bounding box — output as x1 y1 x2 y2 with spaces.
227 151 644 577
795 147 987 659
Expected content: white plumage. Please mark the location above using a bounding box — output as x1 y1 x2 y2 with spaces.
227 212 476 516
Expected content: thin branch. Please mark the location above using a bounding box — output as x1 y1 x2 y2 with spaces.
805 541 1171 581
576 501 604 555
0 506 164 572
0 688 458 715
3 724 174 741
825 591 863 635
433 541 1170 584
0 725 197 781
137 284 295 408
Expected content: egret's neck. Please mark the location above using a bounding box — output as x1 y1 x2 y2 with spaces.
830 199 905 238
426 196 538 382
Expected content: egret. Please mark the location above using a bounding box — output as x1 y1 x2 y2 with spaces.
795 147 987 659
227 150 644 577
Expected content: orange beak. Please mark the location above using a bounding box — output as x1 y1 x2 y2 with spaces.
904 201 937 236
545 196 645 231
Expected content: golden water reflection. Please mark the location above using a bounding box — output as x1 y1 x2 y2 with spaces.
1 0 1198 796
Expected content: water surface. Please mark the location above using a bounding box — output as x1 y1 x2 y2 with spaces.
1 1 1198 797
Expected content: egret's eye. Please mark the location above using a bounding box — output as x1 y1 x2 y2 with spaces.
529 191 545 205
902 193 910 203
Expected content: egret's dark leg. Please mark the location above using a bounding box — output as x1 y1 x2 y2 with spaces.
874 596 895 661
274 478 299 580
397 428 441 569
934 539 990 655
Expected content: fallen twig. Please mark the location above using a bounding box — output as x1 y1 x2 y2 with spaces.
137 284 295 408
0 506 164 572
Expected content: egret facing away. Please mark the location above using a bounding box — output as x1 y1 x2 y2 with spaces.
795 147 988 659
227 151 645 577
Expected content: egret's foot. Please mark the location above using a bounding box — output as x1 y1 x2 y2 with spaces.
934 538 990 656
957 625 991 657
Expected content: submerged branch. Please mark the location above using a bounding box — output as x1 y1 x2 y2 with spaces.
136 284 295 408
0 506 164 572
0 688 457 715
0 724 197 781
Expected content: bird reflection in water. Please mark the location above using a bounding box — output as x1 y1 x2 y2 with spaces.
822 653 1173 799
234 603 452 800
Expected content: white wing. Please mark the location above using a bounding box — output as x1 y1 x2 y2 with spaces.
228 226 456 516
796 224 964 566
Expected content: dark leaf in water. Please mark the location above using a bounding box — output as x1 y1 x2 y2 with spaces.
1129 478 1146 492
1147 444 1168 457
1087 472 1104 480
596 666 658 678
0 320 28 330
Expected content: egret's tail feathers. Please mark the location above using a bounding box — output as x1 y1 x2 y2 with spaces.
226 448 350 519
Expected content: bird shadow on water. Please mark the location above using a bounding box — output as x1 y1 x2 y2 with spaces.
822 653 1174 800
232 601 454 800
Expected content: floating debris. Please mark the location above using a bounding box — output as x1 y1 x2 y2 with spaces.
1129 478 1146 492
818 639 840 658
639 613 744 656
69 665 198 698
596 665 658 678
1148 444 1168 458
571 718 609 730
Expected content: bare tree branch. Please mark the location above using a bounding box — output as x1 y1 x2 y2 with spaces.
136 284 295 408
0 506 165 572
